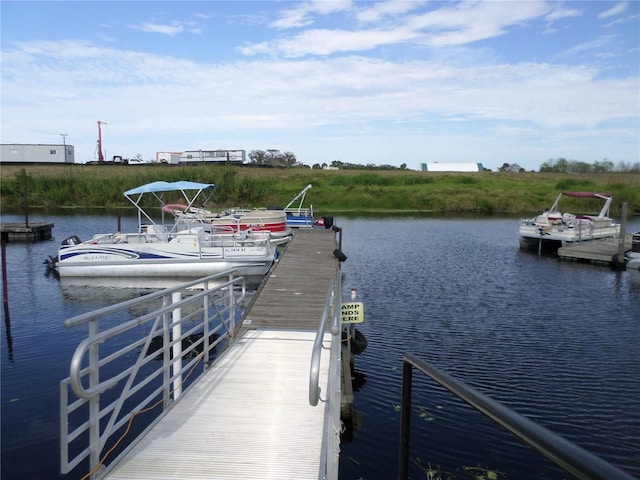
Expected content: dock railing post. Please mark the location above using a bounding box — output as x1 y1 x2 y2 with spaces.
172 292 182 400
162 295 172 408
398 359 413 480
615 202 628 265
88 317 100 473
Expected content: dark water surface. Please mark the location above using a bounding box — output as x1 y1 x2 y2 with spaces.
1 213 639 479
337 216 640 480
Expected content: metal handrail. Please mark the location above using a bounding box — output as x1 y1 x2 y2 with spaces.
60 271 247 478
308 281 341 406
399 353 637 480
308 274 343 480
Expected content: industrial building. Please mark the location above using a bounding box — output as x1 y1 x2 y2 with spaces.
1 144 75 164
421 162 484 172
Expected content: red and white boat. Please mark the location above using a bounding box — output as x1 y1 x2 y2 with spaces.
165 204 293 245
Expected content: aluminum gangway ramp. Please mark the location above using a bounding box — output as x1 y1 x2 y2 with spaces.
105 229 342 480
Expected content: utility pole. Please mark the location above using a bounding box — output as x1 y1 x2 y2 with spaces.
60 133 68 162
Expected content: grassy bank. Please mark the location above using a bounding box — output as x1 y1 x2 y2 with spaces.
1 163 639 216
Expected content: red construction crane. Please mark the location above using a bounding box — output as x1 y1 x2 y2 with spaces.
96 121 107 162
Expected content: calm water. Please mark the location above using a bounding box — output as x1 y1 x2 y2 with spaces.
1 213 639 480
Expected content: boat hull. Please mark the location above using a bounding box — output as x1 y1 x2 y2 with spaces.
627 255 640 270
55 230 276 279
518 223 621 249
56 257 273 278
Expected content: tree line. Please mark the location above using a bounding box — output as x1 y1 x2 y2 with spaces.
250 150 638 173
248 150 298 167
500 158 640 174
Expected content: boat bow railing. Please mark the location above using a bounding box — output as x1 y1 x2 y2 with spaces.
60 271 247 479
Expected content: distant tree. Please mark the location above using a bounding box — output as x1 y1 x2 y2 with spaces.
249 149 299 167
593 159 614 173
617 161 640 173
249 150 267 165
540 158 569 173
400 163 407 170
282 151 297 166
569 161 592 173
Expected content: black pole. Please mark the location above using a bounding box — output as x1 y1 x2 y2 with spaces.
22 169 29 229
398 360 413 480
1 232 13 361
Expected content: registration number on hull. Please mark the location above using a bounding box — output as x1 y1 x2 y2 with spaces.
223 247 265 255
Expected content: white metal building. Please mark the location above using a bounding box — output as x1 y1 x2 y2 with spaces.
421 162 484 172
1 144 75 164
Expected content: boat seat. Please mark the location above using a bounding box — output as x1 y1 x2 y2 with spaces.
126 234 147 244
146 224 169 242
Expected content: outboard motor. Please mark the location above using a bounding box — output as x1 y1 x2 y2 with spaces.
321 215 334 229
61 235 82 246
632 233 640 253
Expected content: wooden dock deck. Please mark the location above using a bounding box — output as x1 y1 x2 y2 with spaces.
104 229 343 480
0 222 54 241
557 234 632 265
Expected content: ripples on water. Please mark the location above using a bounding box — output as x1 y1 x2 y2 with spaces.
1 214 639 479
338 217 640 480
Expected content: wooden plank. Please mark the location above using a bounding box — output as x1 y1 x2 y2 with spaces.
242 229 340 330
557 235 631 264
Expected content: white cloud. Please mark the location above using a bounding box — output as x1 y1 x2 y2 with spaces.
356 1 424 23
3 40 636 140
409 1 551 46
131 20 202 36
598 1 629 19
271 0 353 29
243 0 553 57
544 5 582 23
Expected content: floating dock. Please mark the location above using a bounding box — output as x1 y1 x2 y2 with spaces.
0 222 54 242
557 234 632 266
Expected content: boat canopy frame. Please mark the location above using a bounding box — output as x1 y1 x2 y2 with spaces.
124 181 216 231
548 192 613 219
284 184 312 215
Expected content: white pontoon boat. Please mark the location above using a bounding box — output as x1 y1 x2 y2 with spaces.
51 181 278 281
518 192 620 251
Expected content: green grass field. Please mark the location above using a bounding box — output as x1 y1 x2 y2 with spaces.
1 163 639 216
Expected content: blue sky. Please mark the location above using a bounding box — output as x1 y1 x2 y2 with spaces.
1 1 638 171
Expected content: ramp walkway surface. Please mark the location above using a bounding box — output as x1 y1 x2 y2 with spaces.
105 229 341 479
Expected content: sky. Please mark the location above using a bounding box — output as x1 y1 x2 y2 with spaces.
1 1 639 171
